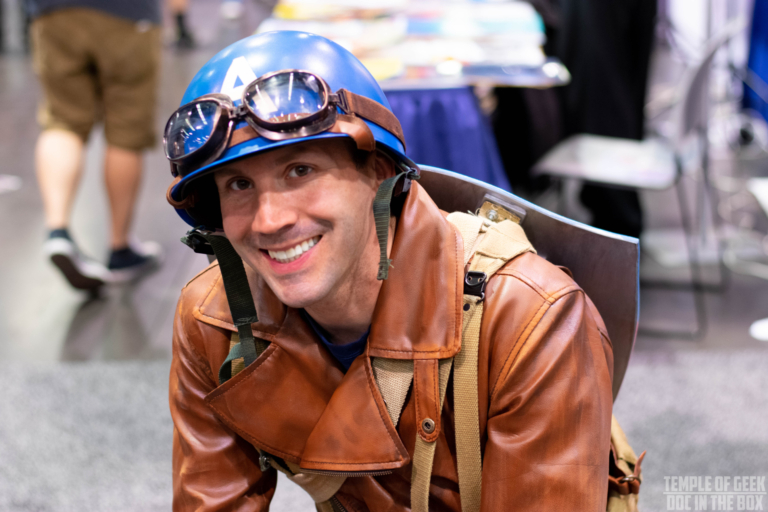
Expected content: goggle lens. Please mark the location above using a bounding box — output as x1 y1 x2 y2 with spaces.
244 71 327 124
165 100 221 159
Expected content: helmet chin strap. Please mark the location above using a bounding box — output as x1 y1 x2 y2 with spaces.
372 169 418 281
181 230 267 385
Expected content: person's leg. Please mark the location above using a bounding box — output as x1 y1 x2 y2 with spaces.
95 15 163 278
103 145 162 277
32 10 113 289
169 0 195 48
103 144 162 276
556 0 655 237
35 129 85 230
104 145 142 249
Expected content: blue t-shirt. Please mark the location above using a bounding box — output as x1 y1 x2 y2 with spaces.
301 310 369 371
27 0 161 25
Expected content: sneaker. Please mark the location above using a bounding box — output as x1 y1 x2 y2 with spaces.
108 240 164 282
44 235 112 290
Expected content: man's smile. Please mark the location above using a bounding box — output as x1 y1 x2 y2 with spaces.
262 235 322 264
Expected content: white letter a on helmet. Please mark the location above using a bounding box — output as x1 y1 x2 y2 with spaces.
221 56 258 101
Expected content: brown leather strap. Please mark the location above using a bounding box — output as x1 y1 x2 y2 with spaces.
413 359 442 443
228 114 377 152
333 115 376 151
229 125 259 147
166 176 195 209
608 450 646 495
337 89 406 148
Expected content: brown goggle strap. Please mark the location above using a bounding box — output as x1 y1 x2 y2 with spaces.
336 89 406 147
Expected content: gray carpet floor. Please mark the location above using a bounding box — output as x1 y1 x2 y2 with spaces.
0 361 313 512
1 350 766 511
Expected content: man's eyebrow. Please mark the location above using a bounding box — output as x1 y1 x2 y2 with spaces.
215 167 240 178
273 147 322 166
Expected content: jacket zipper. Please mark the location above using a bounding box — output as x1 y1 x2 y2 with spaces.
262 450 393 478
330 495 348 512
301 468 393 477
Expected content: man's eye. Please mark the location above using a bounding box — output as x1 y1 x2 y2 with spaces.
287 165 313 178
229 179 252 191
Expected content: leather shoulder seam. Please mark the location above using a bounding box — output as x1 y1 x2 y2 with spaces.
489 288 583 399
187 330 218 385
492 268 581 304
195 273 231 325
182 261 221 290
176 309 219 386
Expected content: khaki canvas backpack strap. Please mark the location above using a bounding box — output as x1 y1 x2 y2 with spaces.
411 358 453 512
372 358 415 428
373 213 534 512
447 212 536 512
371 354 452 512
607 416 646 512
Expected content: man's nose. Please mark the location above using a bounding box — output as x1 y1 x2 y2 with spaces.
252 191 298 235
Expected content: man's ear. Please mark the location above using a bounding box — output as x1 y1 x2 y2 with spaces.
372 152 396 184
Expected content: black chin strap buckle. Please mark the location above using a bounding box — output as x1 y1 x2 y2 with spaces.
181 228 215 255
464 271 488 301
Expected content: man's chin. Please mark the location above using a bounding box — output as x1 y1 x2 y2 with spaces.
267 280 328 310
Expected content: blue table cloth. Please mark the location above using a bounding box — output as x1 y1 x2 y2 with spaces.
745 0 768 122
384 87 511 191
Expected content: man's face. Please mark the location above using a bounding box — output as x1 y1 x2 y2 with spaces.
214 139 386 308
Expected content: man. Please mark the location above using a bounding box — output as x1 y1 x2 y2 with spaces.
28 0 163 289
168 32 614 511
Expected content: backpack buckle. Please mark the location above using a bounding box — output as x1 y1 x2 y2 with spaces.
464 271 487 300
181 228 215 255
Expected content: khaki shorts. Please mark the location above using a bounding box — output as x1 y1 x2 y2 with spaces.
31 8 161 151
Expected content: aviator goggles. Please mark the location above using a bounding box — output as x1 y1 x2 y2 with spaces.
164 69 406 178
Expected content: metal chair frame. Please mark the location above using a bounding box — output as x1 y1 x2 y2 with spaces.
533 19 746 339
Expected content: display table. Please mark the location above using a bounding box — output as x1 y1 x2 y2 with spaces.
385 87 510 190
257 1 571 191
381 60 569 190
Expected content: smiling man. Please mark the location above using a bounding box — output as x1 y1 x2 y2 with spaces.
214 139 392 344
167 32 614 512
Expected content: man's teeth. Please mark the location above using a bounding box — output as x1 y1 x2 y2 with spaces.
268 236 320 263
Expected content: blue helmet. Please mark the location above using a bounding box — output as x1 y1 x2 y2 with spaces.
166 31 414 227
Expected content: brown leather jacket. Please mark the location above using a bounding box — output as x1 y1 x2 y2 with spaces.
170 182 614 511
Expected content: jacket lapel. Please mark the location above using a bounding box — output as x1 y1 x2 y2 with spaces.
369 181 463 360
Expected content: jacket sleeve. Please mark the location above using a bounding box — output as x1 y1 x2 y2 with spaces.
170 298 277 511
481 287 614 511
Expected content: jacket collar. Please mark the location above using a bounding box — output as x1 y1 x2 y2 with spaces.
194 181 463 471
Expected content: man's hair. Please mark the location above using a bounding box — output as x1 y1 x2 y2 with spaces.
346 139 376 171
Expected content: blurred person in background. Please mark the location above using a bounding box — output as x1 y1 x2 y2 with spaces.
27 0 163 289
556 0 657 238
169 0 196 49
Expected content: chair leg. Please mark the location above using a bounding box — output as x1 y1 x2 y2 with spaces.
640 132 729 294
556 178 567 217
699 127 730 292
639 179 707 339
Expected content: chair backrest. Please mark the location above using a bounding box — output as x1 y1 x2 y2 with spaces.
673 18 747 149
418 166 640 400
